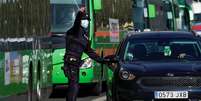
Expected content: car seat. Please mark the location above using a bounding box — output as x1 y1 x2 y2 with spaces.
133 44 147 60
171 44 197 58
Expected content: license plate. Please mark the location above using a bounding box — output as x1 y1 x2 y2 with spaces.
154 91 188 99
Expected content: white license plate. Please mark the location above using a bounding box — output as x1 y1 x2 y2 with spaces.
154 91 188 99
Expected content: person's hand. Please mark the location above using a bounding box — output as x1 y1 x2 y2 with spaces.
80 6 86 13
103 58 117 71
178 53 186 59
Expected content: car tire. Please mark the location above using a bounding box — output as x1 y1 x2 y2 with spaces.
112 84 130 101
36 61 41 101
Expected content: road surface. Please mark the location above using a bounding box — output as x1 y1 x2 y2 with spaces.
1 86 106 101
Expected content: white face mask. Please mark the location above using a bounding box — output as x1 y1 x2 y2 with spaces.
81 20 89 28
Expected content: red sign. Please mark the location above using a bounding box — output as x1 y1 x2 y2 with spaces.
192 25 201 31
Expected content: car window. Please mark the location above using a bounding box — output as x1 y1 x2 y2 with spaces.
123 38 201 61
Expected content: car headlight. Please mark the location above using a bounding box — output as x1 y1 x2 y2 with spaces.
80 58 92 69
119 69 136 80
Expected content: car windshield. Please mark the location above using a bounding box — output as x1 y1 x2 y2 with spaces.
123 38 201 61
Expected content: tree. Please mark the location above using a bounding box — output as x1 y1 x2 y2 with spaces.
0 0 50 38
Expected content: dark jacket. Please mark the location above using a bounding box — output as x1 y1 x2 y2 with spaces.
65 11 103 63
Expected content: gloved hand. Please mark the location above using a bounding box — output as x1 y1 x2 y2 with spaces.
103 58 117 71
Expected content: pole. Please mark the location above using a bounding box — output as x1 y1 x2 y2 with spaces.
145 0 150 29
170 0 176 31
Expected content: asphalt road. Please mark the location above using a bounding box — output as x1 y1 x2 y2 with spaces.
49 86 106 101
1 86 107 101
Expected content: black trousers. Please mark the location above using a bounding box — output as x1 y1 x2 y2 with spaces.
62 54 83 101
66 65 79 101
62 56 82 101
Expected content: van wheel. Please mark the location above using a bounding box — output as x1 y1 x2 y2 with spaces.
28 61 33 101
36 61 42 101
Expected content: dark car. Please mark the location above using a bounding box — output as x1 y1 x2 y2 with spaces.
106 31 201 101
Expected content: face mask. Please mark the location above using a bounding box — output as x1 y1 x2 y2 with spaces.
81 20 89 28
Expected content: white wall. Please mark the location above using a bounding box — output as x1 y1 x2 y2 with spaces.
192 2 201 14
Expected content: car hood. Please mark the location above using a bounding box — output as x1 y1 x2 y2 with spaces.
121 61 201 75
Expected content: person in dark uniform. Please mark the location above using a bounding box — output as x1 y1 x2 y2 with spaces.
62 7 108 101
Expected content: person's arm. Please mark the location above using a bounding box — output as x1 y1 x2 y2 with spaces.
84 42 104 63
68 7 86 36
73 11 84 29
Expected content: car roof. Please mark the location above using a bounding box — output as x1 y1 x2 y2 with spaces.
126 31 196 39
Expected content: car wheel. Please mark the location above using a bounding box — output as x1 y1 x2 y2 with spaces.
36 80 41 100
36 61 41 100
112 84 130 101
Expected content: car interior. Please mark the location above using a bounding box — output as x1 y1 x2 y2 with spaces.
124 42 201 61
